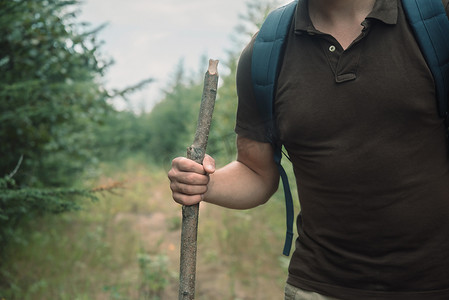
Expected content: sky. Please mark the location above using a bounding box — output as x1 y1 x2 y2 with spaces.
79 0 254 112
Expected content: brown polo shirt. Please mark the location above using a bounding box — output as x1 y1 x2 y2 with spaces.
235 0 449 299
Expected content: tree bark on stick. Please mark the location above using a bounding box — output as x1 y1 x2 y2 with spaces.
179 59 219 300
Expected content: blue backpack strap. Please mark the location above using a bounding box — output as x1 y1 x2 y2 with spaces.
402 0 449 120
251 0 297 256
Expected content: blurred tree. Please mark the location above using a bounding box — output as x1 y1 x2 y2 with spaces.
233 0 281 45
146 60 204 165
92 110 151 161
0 0 112 186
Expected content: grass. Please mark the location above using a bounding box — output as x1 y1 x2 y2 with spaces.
0 157 298 299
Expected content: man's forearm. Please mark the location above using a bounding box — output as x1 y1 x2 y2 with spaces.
203 160 279 209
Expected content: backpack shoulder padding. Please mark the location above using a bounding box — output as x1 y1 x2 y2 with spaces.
402 0 449 119
251 0 298 140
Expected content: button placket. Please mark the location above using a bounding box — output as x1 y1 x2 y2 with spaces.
320 36 365 84
321 38 341 76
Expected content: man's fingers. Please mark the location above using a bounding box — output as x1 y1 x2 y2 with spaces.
170 181 208 196
172 192 203 206
168 168 209 186
172 157 206 174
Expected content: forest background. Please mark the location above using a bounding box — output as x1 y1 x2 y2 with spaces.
0 0 299 299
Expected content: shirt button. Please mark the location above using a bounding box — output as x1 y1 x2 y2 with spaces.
329 45 336 52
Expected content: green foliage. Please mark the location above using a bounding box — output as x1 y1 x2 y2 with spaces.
0 175 97 254
0 0 114 252
145 61 204 165
0 204 116 299
0 0 112 187
92 110 153 162
137 253 173 299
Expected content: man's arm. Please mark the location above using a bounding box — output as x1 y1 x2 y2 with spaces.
168 135 280 209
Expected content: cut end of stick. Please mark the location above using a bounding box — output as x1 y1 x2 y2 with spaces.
208 59 219 75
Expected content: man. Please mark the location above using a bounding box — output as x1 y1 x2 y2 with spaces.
168 0 449 299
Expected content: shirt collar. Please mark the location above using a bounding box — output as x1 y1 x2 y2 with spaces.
294 0 398 34
366 0 398 25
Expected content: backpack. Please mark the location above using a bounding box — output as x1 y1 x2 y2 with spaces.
252 0 449 256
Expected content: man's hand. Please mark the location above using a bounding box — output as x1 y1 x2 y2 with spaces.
168 136 280 209
168 154 215 206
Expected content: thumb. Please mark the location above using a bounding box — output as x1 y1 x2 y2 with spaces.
202 154 215 174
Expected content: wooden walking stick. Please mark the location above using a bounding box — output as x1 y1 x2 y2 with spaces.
179 59 219 300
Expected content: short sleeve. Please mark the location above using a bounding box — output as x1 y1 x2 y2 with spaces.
234 33 271 143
